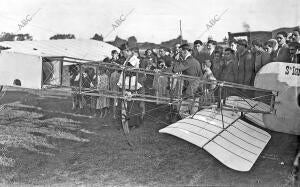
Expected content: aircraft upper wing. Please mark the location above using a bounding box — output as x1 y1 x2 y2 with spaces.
159 108 271 171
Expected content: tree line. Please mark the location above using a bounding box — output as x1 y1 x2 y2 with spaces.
0 32 192 49
0 32 105 41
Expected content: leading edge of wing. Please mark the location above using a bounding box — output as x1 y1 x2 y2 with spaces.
159 108 271 172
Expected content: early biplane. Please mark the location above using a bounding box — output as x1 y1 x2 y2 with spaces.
0 54 299 173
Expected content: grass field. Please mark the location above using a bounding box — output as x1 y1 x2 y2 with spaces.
0 88 298 186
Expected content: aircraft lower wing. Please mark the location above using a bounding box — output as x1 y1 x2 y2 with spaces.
159 108 271 171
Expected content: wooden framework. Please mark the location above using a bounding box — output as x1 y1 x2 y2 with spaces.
41 56 276 134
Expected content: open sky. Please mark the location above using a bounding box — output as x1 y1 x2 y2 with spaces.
0 0 298 43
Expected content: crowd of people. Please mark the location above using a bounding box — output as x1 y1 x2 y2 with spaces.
68 28 300 119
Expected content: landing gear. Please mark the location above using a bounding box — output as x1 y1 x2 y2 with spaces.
121 100 129 134
292 136 300 181
166 105 181 123
121 100 145 134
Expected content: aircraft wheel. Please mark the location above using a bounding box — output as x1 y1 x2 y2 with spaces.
166 110 181 124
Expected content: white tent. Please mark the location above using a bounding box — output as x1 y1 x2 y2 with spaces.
0 39 119 89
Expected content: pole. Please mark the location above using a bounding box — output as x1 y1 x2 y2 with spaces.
180 20 182 44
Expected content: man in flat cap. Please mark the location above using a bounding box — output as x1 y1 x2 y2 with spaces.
274 31 290 62
170 43 203 97
252 39 271 75
292 28 300 44
289 42 300 64
236 39 254 85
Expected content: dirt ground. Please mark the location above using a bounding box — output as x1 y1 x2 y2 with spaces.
0 88 299 186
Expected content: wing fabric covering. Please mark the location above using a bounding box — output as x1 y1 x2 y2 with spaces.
159 108 271 171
